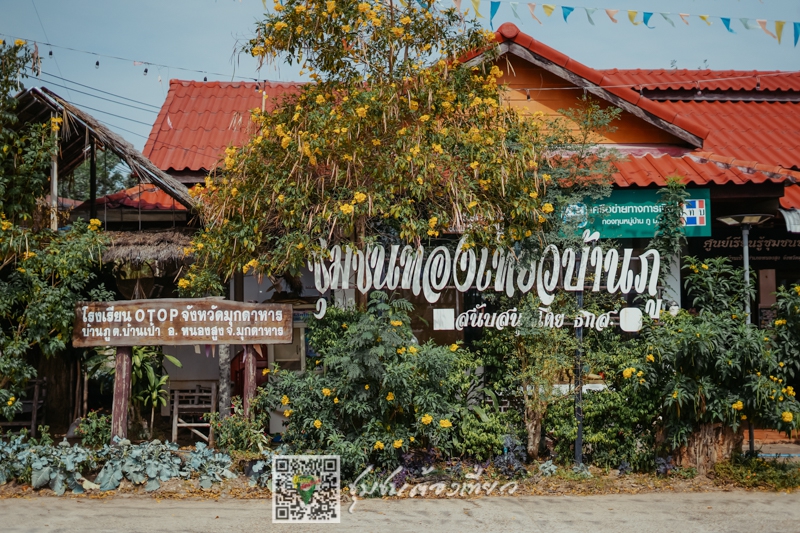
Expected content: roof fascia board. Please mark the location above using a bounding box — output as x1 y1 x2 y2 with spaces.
476 42 704 148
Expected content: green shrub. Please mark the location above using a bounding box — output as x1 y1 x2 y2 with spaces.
256 293 462 478
205 397 269 454
75 410 111 449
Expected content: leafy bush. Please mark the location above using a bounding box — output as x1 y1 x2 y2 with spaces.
18 439 96 495
95 439 183 492
256 293 461 479
638 260 800 448
75 410 111 449
0 431 29 485
185 442 236 489
205 397 269 453
248 448 278 488
493 434 528 478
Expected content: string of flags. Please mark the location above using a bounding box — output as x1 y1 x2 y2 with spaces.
441 0 800 46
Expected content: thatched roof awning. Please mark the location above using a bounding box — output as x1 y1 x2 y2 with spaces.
103 229 192 266
14 87 195 209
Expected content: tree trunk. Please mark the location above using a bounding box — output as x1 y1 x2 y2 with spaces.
525 402 544 459
35 350 75 433
675 423 743 475
242 345 257 418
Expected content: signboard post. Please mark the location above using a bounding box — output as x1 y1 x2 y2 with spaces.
73 298 293 441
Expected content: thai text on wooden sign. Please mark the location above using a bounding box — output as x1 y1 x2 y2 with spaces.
73 298 293 347
307 231 660 320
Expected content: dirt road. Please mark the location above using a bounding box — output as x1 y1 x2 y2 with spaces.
0 490 797 533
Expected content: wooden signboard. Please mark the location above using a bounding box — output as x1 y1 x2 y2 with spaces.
73 298 293 347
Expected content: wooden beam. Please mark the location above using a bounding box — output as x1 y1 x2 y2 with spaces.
242 345 257 418
488 42 704 148
111 346 132 442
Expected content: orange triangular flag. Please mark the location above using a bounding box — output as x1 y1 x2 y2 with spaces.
758 19 777 38
528 3 542 24
605 9 619 23
679 13 690 25
776 20 786 44
628 10 641 25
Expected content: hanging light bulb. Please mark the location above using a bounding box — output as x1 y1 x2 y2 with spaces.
525 89 530 101
95 60 100 69
203 76 207 82
756 76 761 91
696 82 702 96
143 67 148 76
48 50 52 57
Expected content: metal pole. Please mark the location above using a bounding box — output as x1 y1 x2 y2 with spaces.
574 260 584 466
742 224 751 324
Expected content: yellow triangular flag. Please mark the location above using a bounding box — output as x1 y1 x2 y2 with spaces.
605 9 619 23
627 10 640 26
699 15 712 26
776 20 786 44
471 0 484 18
542 4 555 17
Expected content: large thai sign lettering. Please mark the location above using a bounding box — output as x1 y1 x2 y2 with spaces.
73 298 293 347
307 231 661 327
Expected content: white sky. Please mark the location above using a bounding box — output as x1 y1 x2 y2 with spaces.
1 0 798 150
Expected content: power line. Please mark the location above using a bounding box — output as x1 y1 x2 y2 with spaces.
0 31 267 83
29 0 72 101
40 71 161 109
34 78 158 114
59 99 154 126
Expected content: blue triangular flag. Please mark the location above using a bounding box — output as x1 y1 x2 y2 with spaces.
490 1 500 29
416 0 429 9
643 12 654 28
660 13 675 27
584 7 597 25
510 2 520 19
562 6 574 22
794 22 800 46
721 18 736 33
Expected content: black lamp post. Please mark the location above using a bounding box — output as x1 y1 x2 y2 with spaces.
716 213 774 454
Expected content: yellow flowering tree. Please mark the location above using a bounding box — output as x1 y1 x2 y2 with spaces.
181 0 615 292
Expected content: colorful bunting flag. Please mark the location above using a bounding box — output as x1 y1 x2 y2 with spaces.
584 7 597 25
642 12 654 28
795 22 800 47
561 5 574 22
721 18 735 33
627 10 640 26
453 0 462 13
528 3 541 24
542 4 555 17
660 13 675 27
740 18 757 30
509 2 520 20
698 15 712 26
679 13 690 25
490 1 500 29
757 19 776 38
605 9 618 23
776 21 786 44
471 0 484 18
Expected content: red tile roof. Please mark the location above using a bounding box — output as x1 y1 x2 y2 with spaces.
612 154 797 188
143 80 304 172
76 184 187 211
782 185 800 210
600 69 800 92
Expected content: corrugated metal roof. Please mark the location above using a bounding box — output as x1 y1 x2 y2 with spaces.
143 80 304 172
600 69 800 92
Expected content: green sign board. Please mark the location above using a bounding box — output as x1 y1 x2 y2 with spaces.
575 189 712 239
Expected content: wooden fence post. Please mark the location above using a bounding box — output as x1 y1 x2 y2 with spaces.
111 346 132 442
243 345 257 418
